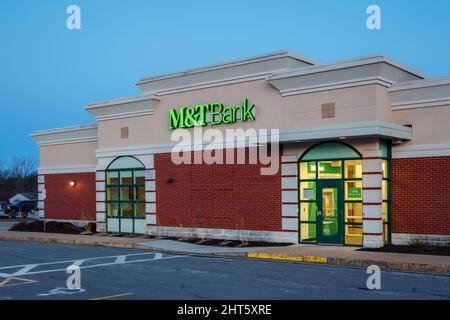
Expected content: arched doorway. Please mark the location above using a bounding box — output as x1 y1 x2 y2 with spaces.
105 156 146 234
298 142 363 245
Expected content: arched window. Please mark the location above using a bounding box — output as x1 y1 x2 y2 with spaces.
107 156 145 170
106 156 146 234
298 142 363 246
301 142 361 161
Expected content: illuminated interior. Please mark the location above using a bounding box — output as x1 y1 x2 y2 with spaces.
298 141 391 246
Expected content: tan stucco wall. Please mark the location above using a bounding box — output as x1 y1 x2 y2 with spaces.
97 115 155 150
282 138 381 159
97 80 393 150
40 141 97 167
392 104 450 146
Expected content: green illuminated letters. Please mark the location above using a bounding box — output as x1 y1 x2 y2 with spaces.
169 108 186 129
241 98 255 121
210 103 223 125
168 99 256 129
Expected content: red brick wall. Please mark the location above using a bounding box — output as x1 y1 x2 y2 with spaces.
44 172 96 221
392 156 450 235
154 151 282 231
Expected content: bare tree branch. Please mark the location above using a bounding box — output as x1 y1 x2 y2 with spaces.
0 157 37 201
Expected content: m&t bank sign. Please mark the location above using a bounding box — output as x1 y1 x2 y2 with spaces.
169 98 256 129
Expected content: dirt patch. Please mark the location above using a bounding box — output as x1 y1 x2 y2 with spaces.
359 243 450 256
9 220 86 235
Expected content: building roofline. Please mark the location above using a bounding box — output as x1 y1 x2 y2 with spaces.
136 51 317 86
389 76 450 91
30 124 97 137
85 94 159 110
269 54 426 80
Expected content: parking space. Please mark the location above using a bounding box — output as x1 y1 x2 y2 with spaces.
0 240 449 300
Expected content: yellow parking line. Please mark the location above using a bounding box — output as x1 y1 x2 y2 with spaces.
0 276 38 287
247 252 328 264
89 292 133 300
0 277 13 287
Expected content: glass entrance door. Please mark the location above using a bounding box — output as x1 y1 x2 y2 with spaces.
317 180 342 244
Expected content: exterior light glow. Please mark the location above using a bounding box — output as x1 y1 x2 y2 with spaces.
69 180 77 187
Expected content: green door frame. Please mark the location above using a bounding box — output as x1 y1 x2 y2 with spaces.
105 167 146 235
316 180 343 244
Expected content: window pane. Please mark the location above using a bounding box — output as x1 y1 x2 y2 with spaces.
136 186 145 201
107 202 119 217
321 188 339 238
299 162 316 180
135 203 145 218
300 223 317 243
382 202 388 222
121 203 133 218
108 156 144 170
300 202 316 222
382 160 388 178
345 181 362 201
345 224 362 246
382 180 388 201
120 171 133 185
345 202 363 223
107 187 120 201
121 187 133 201
107 171 119 185
134 170 145 185
345 160 362 179
318 161 342 179
300 182 316 201
384 223 389 244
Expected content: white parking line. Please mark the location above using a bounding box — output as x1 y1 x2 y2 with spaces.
89 292 133 300
114 255 127 264
0 252 183 278
14 264 39 276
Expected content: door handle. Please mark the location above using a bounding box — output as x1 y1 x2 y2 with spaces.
316 208 322 216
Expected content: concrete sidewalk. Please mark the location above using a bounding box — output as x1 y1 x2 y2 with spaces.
0 230 147 249
246 245 450 273
139 239 272 254
0 230 449 274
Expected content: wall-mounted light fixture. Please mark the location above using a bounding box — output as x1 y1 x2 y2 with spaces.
69 180 77 187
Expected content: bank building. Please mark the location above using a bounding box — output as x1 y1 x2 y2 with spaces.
32 51 450 248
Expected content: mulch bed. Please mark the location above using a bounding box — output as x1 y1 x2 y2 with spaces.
9 221 289 248
9 220 88 235
160 236 291 248
359 244 450 256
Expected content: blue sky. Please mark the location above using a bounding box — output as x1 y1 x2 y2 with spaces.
0 0 449 167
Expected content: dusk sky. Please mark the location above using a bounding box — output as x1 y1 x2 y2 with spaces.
1 0 449 168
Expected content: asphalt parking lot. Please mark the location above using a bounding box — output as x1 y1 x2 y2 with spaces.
0 240 449 300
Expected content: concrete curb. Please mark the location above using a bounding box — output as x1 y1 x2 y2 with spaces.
246 252 450 274
0 234 151 250
0 233 248 259
1 233 449 274
247 252 328 264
